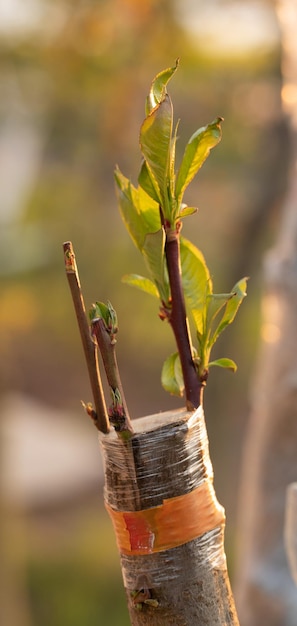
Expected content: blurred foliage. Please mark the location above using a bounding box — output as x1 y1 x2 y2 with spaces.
0 0 289 624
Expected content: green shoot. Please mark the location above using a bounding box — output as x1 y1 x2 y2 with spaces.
115 61 247 406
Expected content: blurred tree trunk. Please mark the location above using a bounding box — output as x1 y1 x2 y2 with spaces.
235 1 297 623
0 507 32 626
0 434 32 626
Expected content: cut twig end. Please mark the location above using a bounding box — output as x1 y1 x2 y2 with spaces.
81 400 104 432
63 241 77 274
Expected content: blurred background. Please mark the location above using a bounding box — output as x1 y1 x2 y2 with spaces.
0 0 288 624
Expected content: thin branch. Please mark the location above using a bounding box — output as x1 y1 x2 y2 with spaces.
63 241 110 434
164 224 203 410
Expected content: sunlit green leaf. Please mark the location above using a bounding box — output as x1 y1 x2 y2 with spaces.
175 117 223 203
174 354 184 394
209 277 248 347
142 229 169 303
169 121 179 203
140 94 173 213
115 166 168 302
145 59 179 116
161 352 184 397
122 274 159 298
115 166 160 251
208 357 237 372
180 237 212 334
206 292 234 330
138 160 161 204
177 206 198 219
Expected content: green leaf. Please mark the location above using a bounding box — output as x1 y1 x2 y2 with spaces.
177 206 198 219
206 292 234 330
138 160 162 204
115 166 160 251
145 59 179 116
142 229 169 303
115 167 169 302
196 292 234 365
208 358 237 372
89 301 118 336
122 274 159 298
140 94 173 212
169 120 179 202
209 277 248 347
175 117 223 203
161 352 184 397
89 301 109 323
180 237 212 334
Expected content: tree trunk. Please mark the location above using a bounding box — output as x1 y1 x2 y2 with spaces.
235 2 297 623
0 431 32 626
100 407 239 625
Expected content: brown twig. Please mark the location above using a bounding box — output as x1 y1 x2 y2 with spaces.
63 241 110 434
91 315 134 440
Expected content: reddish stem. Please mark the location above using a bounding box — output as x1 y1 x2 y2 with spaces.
164 225 203 410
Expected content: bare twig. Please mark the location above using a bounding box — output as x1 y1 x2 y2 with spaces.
63 241 110 434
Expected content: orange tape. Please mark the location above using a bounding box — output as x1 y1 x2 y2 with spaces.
105 481 225 556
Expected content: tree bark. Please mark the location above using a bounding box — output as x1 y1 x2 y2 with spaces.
235 2 297 623
100 407 239 625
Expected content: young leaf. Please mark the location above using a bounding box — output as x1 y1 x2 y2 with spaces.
178 206 198 219
122 274 159 298
140 94 173 213
89 301 118 337
145 59 179 116
161 352 184 397
142 229 169 303
175 117 223 204
206 292 235 331
209 277 248 347
115 166 160 251
115 168 168 302
169 120 179 203
208 358 237 372
180 237 212 334
138 160 162 204
89 301 109 324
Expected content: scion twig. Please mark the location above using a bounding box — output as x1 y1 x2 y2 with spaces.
163 221 204 410
63 241 110 434
91 313 134 440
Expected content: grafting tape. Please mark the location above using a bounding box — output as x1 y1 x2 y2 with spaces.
106 479 225 555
